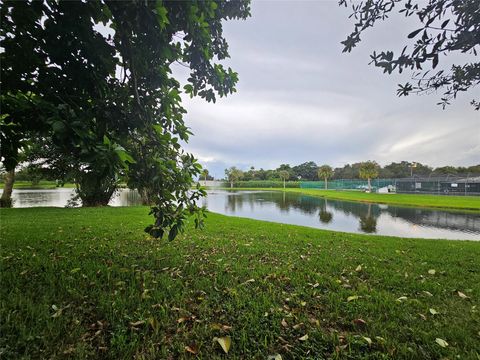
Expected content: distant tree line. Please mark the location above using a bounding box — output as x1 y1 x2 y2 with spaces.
222 161 480 184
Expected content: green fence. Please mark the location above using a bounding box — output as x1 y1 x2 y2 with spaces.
300 179 397 190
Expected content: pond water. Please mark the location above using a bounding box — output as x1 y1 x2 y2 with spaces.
5 188 143 208
3 188 479 240
204 190 480 241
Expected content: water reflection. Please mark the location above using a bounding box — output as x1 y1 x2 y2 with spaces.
3 188 479 240
358 204 377 233
5 188 143 208
204 190 480 240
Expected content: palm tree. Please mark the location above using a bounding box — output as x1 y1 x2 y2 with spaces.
201 168 209 186
359 161 379 192
317 165 333 190
278 170 290 189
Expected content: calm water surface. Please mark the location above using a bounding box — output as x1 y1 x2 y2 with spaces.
6 188 143 208
4 188 479 240
204 190 480 241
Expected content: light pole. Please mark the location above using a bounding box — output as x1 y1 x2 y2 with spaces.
410 162 417 177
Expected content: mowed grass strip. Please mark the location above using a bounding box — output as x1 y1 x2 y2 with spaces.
1 207 479 359
227 188 480 211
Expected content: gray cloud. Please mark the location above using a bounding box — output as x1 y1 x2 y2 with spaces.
178 0 479 178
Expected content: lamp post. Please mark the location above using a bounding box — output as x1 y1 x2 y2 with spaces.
410 162 417 177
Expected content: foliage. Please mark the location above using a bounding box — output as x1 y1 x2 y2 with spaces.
201 168 210 181
292 161 319 180
359 161 380 181
340 0 480 109
318 165 334 181
380 161 432 178
1 0 251 238
224 167 244 187
278 170 290 181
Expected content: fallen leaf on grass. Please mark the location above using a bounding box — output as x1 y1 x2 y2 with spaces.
355 265 362 272
211 323 232 331
375 336 386 343
435 338 448 347
185 345 198 354
148 317 159 332
267 355 283 360
353 318 367 326
51 304 70 318
213 336 231 353
429 308 438 315
363 336 372 345
396 296 408 302
298 334 308 341
428 269 436 275
281 318 288 328
347 295 359 302
457 291 468 299
129 320 145 327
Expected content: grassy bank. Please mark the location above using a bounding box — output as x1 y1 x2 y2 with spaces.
8 181 76 189
223 188 480 211
1 207 479 359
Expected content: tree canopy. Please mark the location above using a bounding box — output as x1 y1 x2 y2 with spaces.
340 0 480 109
0 0 251 237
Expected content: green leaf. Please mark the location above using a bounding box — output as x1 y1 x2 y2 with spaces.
347 295 359 302
52 121 66 134
155 2 169 29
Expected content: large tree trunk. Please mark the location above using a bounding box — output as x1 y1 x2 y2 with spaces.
0 169 15 208
283 178 285 189
230 180 233 188
367 178 371 192
76 172 117 207
324 177 328 190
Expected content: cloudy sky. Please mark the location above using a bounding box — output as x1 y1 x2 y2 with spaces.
176 1 479 178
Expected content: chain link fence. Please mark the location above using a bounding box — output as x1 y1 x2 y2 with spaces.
300 175 480 196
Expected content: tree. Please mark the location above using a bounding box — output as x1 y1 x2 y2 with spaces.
359 161 380 192
278 170 290 189
225 167 244 188
380 161 432 178
292 161 318 180
340 0 480 109
1 0 251 239
201 169 209 186
317 165 333 189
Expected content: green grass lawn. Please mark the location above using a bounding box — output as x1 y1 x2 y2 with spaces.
8 181 77 189
226 188 480 211
1 207 479 359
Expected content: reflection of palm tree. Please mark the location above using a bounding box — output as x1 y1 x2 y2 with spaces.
318 199 333 224
319 210 333 224
359 203 377 233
